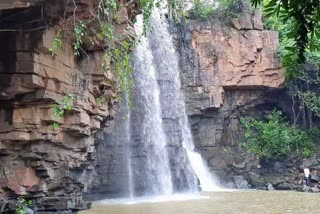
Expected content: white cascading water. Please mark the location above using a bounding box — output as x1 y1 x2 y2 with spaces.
146 8 220 191
129 14 173 196
102 7 220 201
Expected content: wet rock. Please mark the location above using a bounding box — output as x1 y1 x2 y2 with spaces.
267 183 275 191
276 183 292 190
310 175 320 183
26 207 34 214
248 172 266 187
303 185 310 192
300 157 319 170
233 162 246 169
310 187 320 193
233 176 249 189
225 182 237 189
209 158 228 170
273 161 286 173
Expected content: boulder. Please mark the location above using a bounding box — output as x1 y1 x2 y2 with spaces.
310 187 320 193
233 176 249 189
267 183 275 191
248 172 266 187
310 175 320 183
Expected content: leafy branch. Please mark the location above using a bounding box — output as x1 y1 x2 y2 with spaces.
52 94 75 129
252 0 320 78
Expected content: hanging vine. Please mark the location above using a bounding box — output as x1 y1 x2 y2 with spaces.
49 0 186 121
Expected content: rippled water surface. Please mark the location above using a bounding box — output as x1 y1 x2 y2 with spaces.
81 191 320 214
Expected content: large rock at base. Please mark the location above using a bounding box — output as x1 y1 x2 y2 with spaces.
248 172 266 187
233 176 249 189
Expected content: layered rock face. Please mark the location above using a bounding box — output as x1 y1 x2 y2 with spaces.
174 6 315 189
0 0 137 212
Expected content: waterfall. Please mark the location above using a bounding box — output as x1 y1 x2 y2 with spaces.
105 7 220 199
129 14 173 196
146 9 220 192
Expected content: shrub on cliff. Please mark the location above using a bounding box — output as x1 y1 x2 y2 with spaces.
241 110 318 159
191 0 246 21
193 0 215 20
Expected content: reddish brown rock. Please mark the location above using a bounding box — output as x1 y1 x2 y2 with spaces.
0 168 40 195
190 21 284 110
176 4 291 190
0 0 138 212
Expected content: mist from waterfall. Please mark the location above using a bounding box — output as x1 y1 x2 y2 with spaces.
107 7 220 199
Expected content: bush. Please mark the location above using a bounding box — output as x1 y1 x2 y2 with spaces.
193 0 215 20
192 0 249 21
240 110 317 159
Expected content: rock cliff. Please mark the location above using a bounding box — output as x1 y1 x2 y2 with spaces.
0 0 138 212
175 6 320 190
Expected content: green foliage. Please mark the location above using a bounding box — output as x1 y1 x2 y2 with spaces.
167 0 187 23
102 0 119 16
50 0 189 104
263 3 320 119
264 16 301 80
96 96 108 105
251 0 320 67
192 0 247 21
49 29 63 56
297 91 320 118
111 39 135 103
52 94 75 128
217 0 245 20
193 0 215 20
98 22 114 42
288 68 320 122
139 0 157 34
139 0 187 33
73 21 87 56
241 110 317 159
15 198 33 214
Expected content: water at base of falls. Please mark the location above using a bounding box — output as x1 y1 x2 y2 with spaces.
105 8 221 199
97 193 209 205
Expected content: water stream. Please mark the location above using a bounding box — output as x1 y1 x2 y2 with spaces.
103 7 219 199
146 9 220 192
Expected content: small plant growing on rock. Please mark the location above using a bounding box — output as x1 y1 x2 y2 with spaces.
49 0 187 104
15 197 33 214
73 21 87 56
49 29 63 56
52 94 75 129
96 96 108 106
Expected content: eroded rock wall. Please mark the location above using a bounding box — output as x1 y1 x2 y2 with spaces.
174 6 319 190
0 0 137 212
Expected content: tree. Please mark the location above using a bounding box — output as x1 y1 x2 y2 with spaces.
251 0 320 66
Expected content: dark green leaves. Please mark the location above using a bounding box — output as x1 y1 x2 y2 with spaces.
241 110 317 159
252 0 320 66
